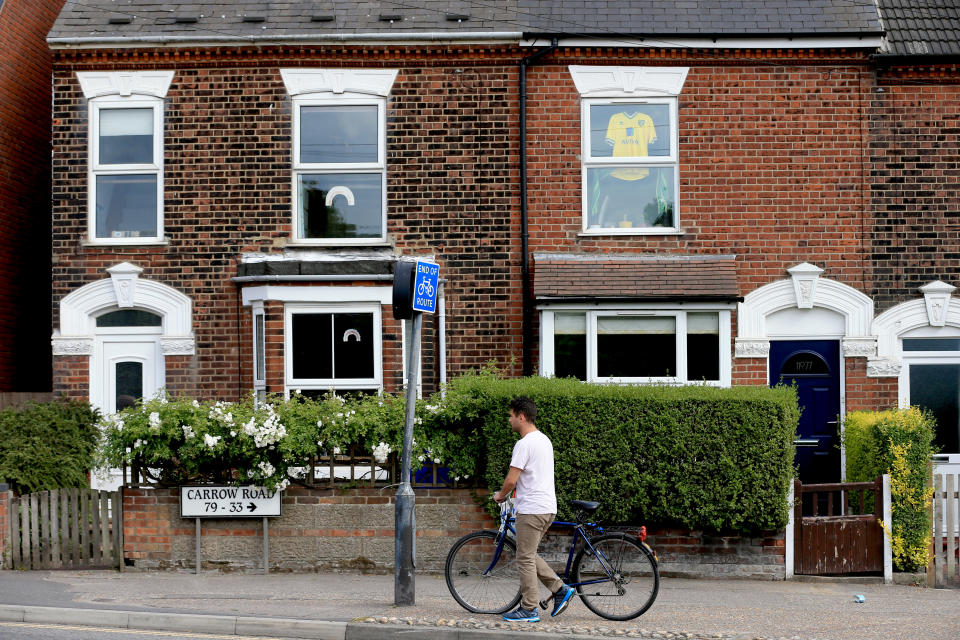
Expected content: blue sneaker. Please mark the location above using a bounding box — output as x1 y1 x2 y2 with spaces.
502 606 540 622
551 585 576 617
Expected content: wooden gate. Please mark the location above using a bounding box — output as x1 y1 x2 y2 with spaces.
931 473 960 588
794 477 884 575
6 489 123 570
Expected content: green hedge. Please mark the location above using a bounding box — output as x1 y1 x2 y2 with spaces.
842 408 935 572
0 400 101 494
438 375 798 533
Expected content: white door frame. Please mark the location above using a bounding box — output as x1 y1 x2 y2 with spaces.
92 326 165 413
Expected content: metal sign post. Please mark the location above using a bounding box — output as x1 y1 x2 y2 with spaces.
392 259 439 606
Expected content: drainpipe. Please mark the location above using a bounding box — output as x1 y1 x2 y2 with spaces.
520 38 558 377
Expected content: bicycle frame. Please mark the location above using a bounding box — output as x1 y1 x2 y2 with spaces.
488 504 619 591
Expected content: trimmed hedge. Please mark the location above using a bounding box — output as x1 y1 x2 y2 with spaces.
0 400 101 494
438 375 799 533
842 408 935 572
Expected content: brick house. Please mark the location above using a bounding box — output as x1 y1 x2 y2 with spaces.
45 1 958 484
869 0 960 470
0 0 64 392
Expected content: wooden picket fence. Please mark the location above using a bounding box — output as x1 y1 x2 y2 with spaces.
6 489 122 570
931 473 960 588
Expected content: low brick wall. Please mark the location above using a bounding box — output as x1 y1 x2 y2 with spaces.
122 487 786 578
123 486 494 572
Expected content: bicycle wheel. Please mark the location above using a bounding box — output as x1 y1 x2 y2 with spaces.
572 533 659 621
445 530 522 614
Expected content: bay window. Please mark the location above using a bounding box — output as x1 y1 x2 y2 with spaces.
542 308 730 385
284 304 382 394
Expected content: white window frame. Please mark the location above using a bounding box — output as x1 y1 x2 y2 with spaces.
88 97 165 244
580 96 680 235
251 302 266 400
283 303 383 395
290 97 387 244
898 327 960 431
539 304 732 386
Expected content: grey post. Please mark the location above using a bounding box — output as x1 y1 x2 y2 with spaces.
263 516 269 575
195 518 201 575
395 312 421 605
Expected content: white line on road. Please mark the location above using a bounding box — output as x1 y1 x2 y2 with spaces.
0 622 286 640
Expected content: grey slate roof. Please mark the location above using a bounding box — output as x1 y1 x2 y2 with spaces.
876 0 960 56
49 1 882 45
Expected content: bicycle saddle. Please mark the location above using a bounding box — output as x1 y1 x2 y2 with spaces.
568 500 599 513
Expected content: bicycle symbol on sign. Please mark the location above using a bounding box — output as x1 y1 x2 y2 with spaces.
417 280 435 297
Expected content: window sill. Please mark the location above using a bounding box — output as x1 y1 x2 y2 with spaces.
578 228 685 237
81 238 170 247
285 239 392 248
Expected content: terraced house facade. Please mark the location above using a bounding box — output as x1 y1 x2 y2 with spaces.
46 1 960 483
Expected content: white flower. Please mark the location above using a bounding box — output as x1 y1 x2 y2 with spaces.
294 389 301 395
414 417 423 425
373 441 392 464
317 440 323 447
258 461 275 477
378 401 384 407
277 478 290 491
133 439 144 449
454 476 460 481
182 425 195 439
203 433 221 448
434 458 441 464
148 412 161 431
336 412 344 418
316 420 323 427
333 446 341 455
418 455 425 462
192 399 200 408
425 404 440 414
230 430 236 437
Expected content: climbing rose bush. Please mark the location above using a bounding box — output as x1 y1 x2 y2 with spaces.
95 389 480 490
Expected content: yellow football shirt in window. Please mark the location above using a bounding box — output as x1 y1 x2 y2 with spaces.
605 112 657 180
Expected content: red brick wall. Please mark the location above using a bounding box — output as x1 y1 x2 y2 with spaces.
51 47 523 400
0 0 63 391
869 70 960 313
844 357 898 412
525 54 872 294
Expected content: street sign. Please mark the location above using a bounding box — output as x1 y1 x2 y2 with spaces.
412 260 439 314
180 486 282 518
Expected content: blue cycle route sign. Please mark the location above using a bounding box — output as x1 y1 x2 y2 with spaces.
412 260 439 313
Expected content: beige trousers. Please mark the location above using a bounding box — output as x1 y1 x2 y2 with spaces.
515 513 563 610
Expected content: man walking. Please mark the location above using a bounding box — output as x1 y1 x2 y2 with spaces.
493 397 575 622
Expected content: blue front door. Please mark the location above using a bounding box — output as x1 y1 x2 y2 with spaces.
769 340 841 483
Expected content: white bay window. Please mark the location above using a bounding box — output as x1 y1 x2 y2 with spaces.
541 307 731 385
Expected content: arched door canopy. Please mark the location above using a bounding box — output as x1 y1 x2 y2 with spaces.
52 262 194 355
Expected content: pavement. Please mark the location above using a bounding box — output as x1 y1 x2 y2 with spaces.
0 569 957 640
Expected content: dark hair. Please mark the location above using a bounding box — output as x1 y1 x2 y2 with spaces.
509 396 537 423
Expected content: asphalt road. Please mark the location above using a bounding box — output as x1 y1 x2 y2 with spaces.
0 622 286 640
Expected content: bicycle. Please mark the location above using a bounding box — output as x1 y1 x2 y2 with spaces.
444 498 659 621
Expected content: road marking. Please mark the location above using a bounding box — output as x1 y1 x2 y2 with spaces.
0 622 285 639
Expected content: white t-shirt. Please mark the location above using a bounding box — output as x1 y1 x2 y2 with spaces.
509 430 557 515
